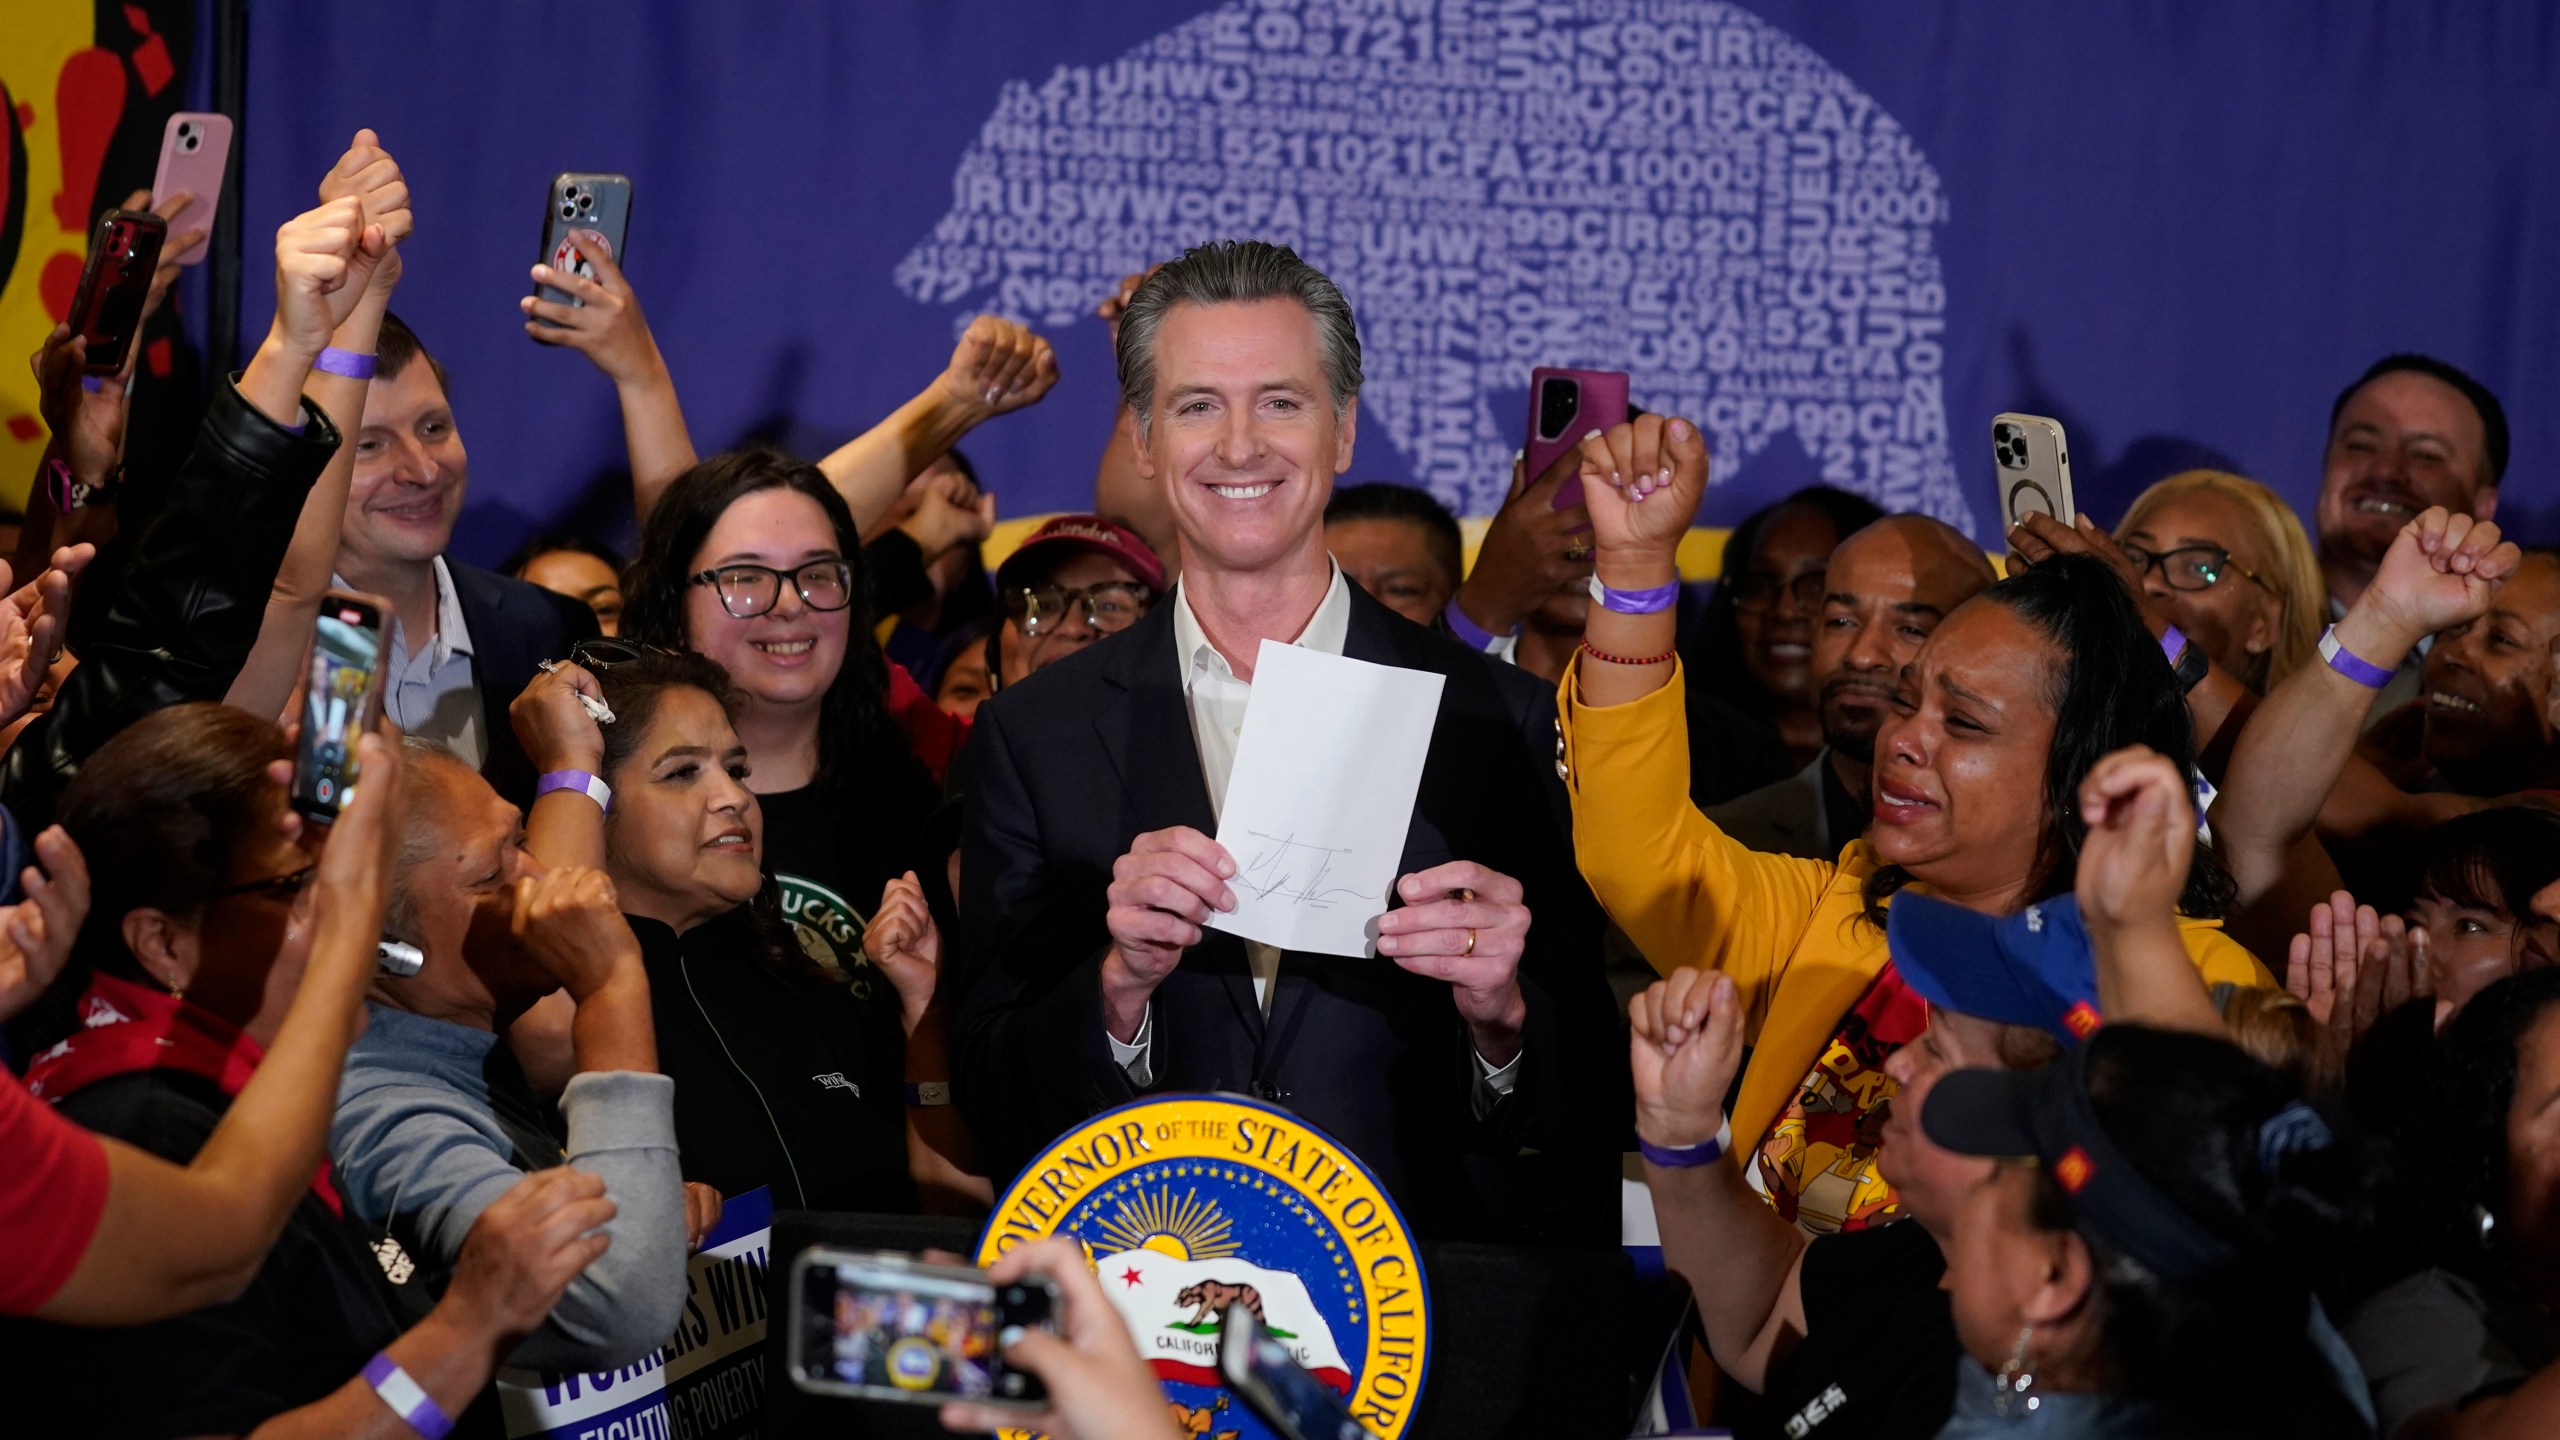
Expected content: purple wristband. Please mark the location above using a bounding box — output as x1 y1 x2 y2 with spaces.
2319 626 2394 689
1594 577 1680 615
2159 624 2188 664
362 1353 454 1440
315 346 378 380
1637 1115 1733 1169
1443 597 1514 650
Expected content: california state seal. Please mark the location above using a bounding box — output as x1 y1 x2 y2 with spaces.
977 1095 1431 1440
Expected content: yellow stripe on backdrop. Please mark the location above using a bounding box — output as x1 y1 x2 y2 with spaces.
974 514 1735 584
0 2 111 511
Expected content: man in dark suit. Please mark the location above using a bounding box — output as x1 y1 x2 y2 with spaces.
330 314 596 801
955 241 1624 1246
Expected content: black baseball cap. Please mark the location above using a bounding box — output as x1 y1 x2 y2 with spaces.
1922 1033 2283 1283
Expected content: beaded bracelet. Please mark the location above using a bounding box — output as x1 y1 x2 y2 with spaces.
1580 640 1677 667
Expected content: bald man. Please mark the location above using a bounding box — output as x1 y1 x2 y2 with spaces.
1706 515 1997 859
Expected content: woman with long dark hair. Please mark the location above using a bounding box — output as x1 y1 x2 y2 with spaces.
1562 415 2268 1233
619 447 943 985
1923 1024 2373 1438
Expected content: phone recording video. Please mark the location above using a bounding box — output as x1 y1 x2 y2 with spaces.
787 1250 1056 1409
1221 1304 1376 1440
291 592 389 822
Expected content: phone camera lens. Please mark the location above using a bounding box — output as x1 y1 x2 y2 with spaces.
559 201 578 220
576 193 596 213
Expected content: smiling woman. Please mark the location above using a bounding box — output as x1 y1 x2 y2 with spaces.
585 653 922 1214
2409 551 2560 795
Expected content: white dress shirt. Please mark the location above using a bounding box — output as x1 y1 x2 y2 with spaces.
1108 564 1518 1098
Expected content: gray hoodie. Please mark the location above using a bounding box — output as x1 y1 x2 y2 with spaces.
330 1002 686 1371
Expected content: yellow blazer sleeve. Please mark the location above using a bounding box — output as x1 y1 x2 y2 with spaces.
2176 920 2277 991
1558 655 1837 1015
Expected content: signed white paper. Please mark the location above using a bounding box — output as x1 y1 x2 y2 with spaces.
1205 640 1445 958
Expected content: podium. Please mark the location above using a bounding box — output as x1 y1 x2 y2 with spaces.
760 1210 1643 1439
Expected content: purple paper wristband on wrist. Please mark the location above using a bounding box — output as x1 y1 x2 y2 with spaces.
1443 597 1514 650
2319 625 2394 689
315 346 378 380
1637 1115 1733 1169
2159 624 2187 664
362 1353 454 1440
1594 577 1680 615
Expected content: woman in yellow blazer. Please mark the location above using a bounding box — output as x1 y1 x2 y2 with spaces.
1562 417 2270 1233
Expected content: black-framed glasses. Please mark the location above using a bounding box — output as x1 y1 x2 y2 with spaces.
689 560 856 619
1729 569 1826 612
1001 581 1155 638
2117 543 2271 595
565 636 674 669
211 863 318 904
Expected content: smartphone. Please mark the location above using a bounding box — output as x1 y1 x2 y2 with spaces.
151 111 233 264
66 210 168 376
1992 413 2075 530
786 1248 1056 1409
290 591 391 822
1525 367 1629 512
531 172 633 327
1220 1305 1375 1440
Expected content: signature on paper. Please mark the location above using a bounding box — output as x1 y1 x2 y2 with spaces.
1236 831 1378 909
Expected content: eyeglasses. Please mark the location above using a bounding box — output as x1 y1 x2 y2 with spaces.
1002 582 1155 638
2117 543 2272 595
1728 570 1827 612
689 560 856 619
565 636 672 669
211 863 318 904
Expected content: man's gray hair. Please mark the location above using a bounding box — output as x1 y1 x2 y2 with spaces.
1114 240 1362 435
381 737 468 949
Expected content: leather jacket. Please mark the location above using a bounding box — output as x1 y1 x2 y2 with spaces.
0 377 338 828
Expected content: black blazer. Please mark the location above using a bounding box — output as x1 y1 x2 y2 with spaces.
955 584 1626 1245
448 560 599 806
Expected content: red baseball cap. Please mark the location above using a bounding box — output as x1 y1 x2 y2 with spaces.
995 514 1167 594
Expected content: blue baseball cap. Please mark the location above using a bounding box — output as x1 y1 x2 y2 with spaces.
1886 891 2105 1045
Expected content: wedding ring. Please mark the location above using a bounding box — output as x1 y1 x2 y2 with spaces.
1462 928 1477 957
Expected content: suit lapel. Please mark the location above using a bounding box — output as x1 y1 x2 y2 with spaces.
1092 607 1264 1039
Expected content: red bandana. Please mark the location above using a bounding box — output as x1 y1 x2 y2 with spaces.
22 972 341 1215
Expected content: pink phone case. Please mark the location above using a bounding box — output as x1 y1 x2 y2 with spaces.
1524 367 1630 511
151 112 233 265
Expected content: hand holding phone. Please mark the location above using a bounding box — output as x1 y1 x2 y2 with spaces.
787 1248 1057 1409
292 592 391 822
532 174 632 326
67 210 167 377
1525 368 1630 513
151 112 232 265
1993 413 2076 530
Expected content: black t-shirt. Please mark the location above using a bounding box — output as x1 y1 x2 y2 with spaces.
636 905 915 1214
0 1070 405 1439
1737 1219 1960 1440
